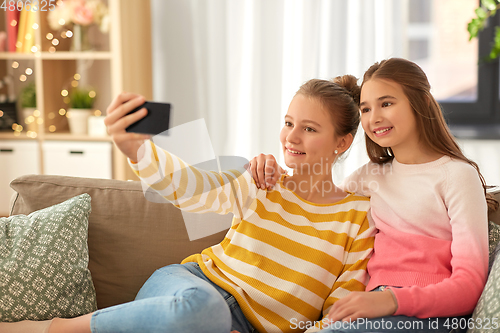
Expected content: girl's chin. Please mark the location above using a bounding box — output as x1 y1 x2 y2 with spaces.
369 137 391 148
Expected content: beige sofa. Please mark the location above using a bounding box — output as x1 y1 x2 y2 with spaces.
8 174 227 310
7 174 500 330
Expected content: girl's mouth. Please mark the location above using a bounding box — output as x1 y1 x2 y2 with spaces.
286 147 305 155
373 127 393 137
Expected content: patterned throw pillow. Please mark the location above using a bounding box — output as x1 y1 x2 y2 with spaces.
0 194 96 322
489 221 500 271
468 223 500 333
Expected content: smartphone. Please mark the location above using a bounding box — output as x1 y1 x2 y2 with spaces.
125 101 171 135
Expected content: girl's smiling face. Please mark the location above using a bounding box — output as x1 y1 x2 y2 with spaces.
279 94 339 173
360 78 420 154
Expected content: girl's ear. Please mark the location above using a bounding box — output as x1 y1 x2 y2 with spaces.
336 133 354 154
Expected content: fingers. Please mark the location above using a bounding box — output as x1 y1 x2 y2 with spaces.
248 155 263 189
106 107 147 136
326 293 359 323
249 154 285 190
326 291 397 324
112 132 152 146
275 165 287 184
264 158 277 187
106 92 143 116
105 94 147 135
255 154 267 189
264 157 285 189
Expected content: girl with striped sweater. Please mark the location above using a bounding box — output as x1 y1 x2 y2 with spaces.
4 75 376 333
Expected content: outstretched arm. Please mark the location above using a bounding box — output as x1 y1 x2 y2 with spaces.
106 93 258 218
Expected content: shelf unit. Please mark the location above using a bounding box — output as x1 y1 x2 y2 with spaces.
0 0 152 182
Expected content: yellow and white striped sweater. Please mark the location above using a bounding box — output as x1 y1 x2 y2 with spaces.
130 141 376 333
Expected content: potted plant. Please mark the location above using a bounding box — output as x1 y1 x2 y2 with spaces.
67 87 96 135
19 82 37 132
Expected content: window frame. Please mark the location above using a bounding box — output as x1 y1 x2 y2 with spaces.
444 9 500 139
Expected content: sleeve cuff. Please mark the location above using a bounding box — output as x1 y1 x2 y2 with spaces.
387 287 410 316
128 140 154 172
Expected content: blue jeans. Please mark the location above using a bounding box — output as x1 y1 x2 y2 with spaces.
90 262 256 333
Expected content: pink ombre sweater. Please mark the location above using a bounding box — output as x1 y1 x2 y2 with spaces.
341 155 488 318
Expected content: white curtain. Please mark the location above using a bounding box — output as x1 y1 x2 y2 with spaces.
150 0 405 178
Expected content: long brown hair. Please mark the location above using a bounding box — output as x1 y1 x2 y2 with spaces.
361 58 498 211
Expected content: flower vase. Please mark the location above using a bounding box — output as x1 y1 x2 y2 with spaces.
72 25 91 51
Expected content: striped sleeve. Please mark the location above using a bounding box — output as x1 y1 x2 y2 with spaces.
318 209 376 325
129 140 257 217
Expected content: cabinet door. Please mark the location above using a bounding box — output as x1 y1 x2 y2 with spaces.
0 140 40 216
42 141 112 179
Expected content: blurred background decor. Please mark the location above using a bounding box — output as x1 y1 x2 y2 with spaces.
19 82 37 133
47 0 110 51
66 86 96 135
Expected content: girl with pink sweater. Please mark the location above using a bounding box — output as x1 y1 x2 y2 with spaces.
249 58 497 332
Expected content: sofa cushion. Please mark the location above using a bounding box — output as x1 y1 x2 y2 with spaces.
468 239 500 333
489 220 500 272
9 174 227 309
487 188 500 226
0 194 96 322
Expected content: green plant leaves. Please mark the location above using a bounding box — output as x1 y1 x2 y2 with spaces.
69 88 96 109
468 18 483 40
491 26 500 60
483 0 498 11
469 0 500 61
19 83 36 108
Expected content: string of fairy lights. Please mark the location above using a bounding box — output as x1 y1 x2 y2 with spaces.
2 24 101 138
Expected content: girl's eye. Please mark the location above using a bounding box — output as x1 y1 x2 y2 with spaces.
285 121 293 127
305 127 316 132
382 102 392 107
361 107 370 114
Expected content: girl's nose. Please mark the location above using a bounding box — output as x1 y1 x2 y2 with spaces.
286 127 300 144
370 107 383 124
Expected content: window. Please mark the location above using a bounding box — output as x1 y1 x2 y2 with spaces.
411 0 500 138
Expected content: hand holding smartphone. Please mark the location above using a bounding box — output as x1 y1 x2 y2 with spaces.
125 101 171 135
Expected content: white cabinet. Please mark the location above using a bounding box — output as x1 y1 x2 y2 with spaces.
42 141 112 179
0 140 40 215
